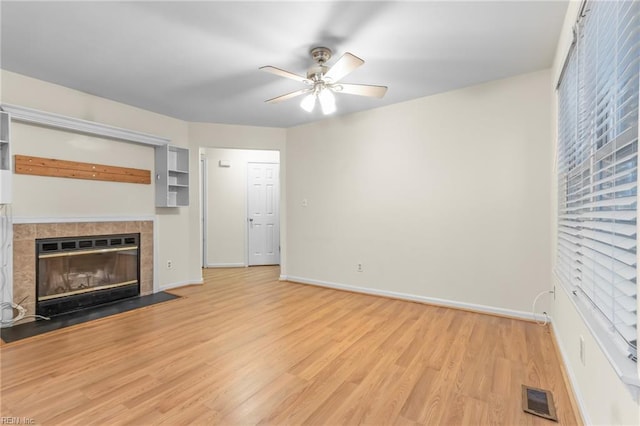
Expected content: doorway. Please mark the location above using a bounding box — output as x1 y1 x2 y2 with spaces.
200 148 280 268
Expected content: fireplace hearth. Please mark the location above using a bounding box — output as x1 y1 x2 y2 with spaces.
36 233 140 317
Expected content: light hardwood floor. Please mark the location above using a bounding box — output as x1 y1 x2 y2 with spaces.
1 266 580 425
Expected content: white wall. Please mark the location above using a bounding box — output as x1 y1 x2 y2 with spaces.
202 148 279 267
286 70 552 316
549 2 640 425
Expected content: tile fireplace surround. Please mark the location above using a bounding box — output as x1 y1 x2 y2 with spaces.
12 220 154 322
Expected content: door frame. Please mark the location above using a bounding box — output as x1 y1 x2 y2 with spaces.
200 153 208 268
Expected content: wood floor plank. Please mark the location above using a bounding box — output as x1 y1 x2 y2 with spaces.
0 266 581 425
219 373 308 425
399 367 439 421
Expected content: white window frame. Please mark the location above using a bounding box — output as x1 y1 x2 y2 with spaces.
555 0 640 395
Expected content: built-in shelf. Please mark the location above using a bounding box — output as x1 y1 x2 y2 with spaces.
0 111 11 204
155 145 189 207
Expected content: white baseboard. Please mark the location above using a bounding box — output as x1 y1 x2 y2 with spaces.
285 275 537 321
204 263 246 268
549 320 590 425
279 274 288 281
160 278 203 291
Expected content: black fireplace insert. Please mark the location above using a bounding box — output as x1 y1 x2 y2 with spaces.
36 233 140 317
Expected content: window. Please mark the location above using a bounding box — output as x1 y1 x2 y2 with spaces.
556 0 639 367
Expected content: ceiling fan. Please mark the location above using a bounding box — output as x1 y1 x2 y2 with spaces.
260 47 388 115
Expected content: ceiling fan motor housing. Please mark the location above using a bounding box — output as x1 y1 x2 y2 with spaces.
310 47 332 64
308 47 332 81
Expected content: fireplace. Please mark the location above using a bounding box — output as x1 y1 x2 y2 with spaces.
36 233 140 317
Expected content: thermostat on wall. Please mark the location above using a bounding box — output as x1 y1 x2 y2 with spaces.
218 160 231 167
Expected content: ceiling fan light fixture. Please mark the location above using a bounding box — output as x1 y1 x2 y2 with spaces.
261 47 386 114
300 93 316 112
318 88 336 115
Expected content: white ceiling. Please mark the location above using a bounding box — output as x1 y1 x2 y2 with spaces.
1 1 568 128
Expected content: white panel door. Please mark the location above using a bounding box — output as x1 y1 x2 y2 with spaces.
248 163 280 266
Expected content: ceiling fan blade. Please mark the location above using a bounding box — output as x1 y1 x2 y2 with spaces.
259 66 309 83
265 89 310 104
335 83 388 98
324 52 364 83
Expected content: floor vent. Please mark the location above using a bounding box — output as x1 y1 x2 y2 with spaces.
522 385 558 422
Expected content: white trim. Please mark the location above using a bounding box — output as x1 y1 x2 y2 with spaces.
279 274 288 281
285 275 537 321
12 215 156 224
160 278 203 291
549 319 591 426
152 218 159 294
200 155 208 268
204 263 246 268
0 204 13 322
1 104 170 147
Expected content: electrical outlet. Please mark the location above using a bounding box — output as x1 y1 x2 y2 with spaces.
167 260 173 269
357 263 363 272
579 335 585 365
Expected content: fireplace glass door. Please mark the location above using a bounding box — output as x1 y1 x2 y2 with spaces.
36 234 140 316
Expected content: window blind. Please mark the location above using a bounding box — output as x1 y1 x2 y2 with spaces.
557 0 639 361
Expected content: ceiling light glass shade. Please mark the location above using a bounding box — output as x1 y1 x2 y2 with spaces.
300 94 316 112
318 88 336 115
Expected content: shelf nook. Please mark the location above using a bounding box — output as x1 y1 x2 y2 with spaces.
155 145 189 207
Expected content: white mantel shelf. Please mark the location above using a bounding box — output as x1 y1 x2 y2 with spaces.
1 104 170 147
12 215 157 224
